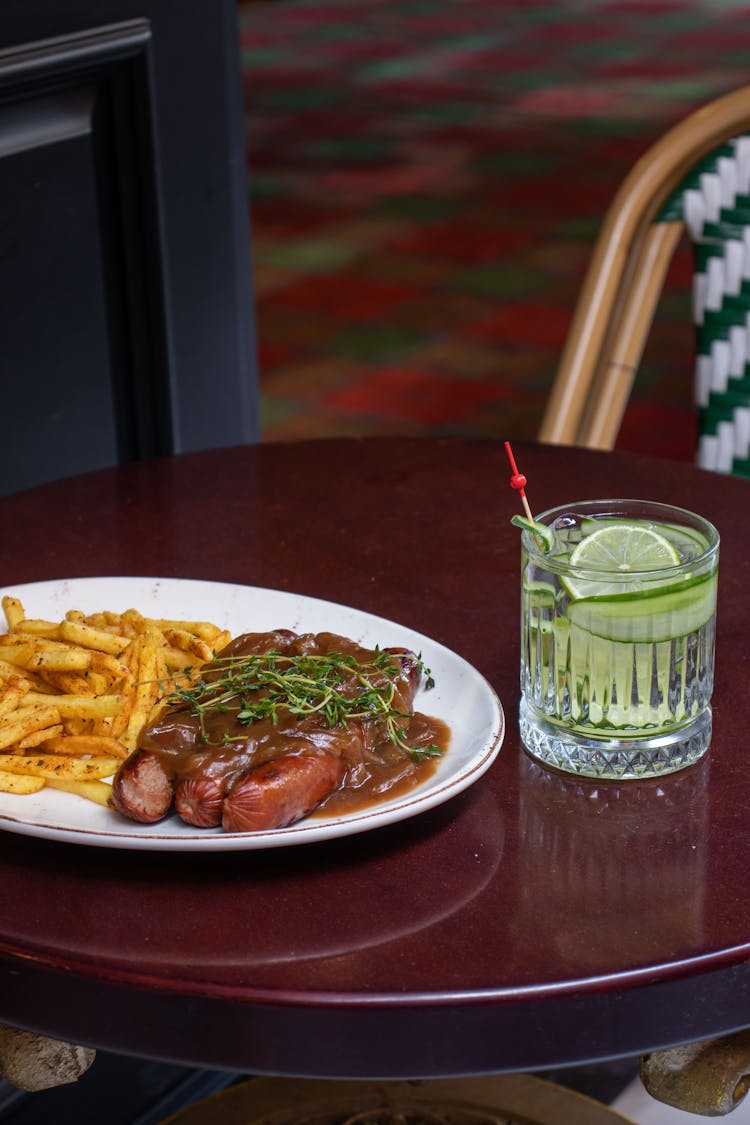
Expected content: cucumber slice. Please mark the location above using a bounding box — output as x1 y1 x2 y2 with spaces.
511 514 555 553
522 578 557 607
567 572 718 643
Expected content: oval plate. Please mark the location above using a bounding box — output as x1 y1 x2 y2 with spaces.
0 577 504 851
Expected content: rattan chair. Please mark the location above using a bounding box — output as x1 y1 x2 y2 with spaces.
538 85 750 475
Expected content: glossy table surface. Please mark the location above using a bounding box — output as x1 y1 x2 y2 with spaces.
1 436 749 1079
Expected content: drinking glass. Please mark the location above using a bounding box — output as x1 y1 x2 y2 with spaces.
518 499 719 779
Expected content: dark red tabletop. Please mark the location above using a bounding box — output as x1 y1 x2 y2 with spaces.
0 436 749 1079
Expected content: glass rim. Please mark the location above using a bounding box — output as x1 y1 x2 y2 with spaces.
522 497 720 580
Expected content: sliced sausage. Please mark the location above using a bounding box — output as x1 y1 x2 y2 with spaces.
111 750 173 824
222 749 346 833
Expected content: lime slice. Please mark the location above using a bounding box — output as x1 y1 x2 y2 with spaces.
565 522 681 599
511 514 555 553
580 517 710 561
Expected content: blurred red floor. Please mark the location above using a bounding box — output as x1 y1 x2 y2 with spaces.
240 0 750 463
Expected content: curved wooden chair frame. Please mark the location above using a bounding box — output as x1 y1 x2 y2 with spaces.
538 85 750 451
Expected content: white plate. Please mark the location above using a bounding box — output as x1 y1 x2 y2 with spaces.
0 577 504 851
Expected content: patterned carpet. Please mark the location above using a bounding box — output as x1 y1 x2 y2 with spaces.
239 0 750 461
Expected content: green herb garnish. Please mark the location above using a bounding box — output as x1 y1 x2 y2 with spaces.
166 648 440 762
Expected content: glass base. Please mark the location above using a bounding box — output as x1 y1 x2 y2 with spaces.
519 698 712 780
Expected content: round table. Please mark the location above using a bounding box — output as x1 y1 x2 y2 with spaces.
0 436 748 1079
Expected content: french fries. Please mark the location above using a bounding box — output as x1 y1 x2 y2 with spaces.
0 705 62 751
0 753 121 781
46 778 112 807
37 734 129 758
0 596 230 810
0 770 45 794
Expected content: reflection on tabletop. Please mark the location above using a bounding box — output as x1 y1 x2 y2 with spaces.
516 754 709 973
0 784 504 972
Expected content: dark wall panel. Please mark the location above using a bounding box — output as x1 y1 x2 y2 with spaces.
2 92 118 487
0 2 259 496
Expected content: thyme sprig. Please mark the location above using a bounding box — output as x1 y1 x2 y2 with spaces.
167 648 441 761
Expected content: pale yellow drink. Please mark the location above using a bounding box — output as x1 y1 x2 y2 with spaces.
518 500 719 779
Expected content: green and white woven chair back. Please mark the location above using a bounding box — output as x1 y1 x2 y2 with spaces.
660 135 750 476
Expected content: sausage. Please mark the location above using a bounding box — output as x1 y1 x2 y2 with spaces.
111 750 173 824
221 749 346 833
174 776 224 828
111 632 427 832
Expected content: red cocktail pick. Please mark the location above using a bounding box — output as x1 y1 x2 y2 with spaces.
504 441 535 523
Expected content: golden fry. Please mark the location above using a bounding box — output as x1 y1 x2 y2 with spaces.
59 620 131 655
152 618 225 643
22 692 121 719
0 754 120 780
80 613 107 629
0 704 61 750
14 619 62 639
18 723 64 749
2 597 25 633
0 644 36 668
0 705 43 725
38 734 128 759
28 648 92 672
89 714 115 738
88 672 110 696
40 671 94 697
0 660 48 691
121 608 148 634
122 634 161 752
163 646 197 672
46 777 112 806
0 596 227 810
147 645 169 725
0 676 31 717
89 652 129 680
0 769 45 794
108 636 141 738
61 717 91 737
96 611 136 631
163 627 213 663
0 635 34 648
213 629 232 654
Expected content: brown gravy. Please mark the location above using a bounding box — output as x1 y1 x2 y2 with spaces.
140 629 449 819
314 710 450 818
